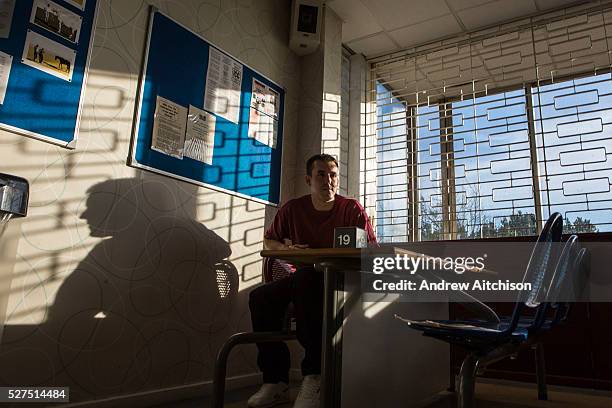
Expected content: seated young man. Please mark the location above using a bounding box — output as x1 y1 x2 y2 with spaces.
248 154 377 408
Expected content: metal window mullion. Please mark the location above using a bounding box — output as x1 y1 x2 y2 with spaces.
446 103 458 240
412 108 419 242
525 85 544 233
438 104 450 240
406 105 418 242
439 101 457 240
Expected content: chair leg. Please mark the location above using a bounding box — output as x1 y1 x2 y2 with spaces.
211 332 296 408
534 342 548 401
212 334 238 408
458 353 479 408
448 363 456 393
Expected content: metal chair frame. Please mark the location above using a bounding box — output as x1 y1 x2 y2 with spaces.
211 258 296 408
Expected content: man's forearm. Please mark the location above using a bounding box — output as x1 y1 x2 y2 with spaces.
263 238 288 250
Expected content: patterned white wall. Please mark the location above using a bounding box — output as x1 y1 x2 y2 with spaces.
0 0 300 403
321 8 344 189
295 7 344 197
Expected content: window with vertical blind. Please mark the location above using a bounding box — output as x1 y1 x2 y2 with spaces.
365 2 612 243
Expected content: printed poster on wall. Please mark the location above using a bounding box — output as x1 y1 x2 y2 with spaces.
0 50 12 104
203 47 242 124
151 95 188 159
248 78 279 148
184 105 216 164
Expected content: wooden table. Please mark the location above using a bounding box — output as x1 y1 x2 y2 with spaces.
260 247 494 407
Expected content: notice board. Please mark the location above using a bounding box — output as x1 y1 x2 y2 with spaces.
129 8 285 205
0 0 98 148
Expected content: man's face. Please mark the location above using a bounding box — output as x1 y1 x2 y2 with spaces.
305 160 339 202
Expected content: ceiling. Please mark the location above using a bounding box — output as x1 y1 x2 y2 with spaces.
326 0 590 58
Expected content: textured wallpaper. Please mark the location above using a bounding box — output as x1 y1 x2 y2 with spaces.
0 0 300 403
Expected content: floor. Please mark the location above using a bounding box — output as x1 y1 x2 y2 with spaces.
426 381 612 408
151 380 612 408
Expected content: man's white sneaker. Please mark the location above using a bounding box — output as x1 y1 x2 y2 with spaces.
247 382 290 408
293 375 320 408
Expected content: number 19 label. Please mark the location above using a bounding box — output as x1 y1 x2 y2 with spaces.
337 234 351 246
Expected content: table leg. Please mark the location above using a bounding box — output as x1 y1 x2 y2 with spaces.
320 262 335 407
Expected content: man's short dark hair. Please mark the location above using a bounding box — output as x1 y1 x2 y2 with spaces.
306 154 338 176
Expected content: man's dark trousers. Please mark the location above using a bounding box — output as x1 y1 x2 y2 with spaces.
249 266 323 384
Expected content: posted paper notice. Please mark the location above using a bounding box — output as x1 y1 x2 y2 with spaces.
184 105 216 164
248 78 279 148
248 107 277 148
0 0 15 38
151 96 188 159
0 50 12 104
204 47 243 124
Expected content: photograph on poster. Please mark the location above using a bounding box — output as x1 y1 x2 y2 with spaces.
31 0 82 43
65 0 85 11
21 30 76 81
251 78 280 119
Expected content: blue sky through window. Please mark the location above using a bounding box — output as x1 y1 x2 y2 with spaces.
451 89 536 238
372 73 611 241
533 73 612 232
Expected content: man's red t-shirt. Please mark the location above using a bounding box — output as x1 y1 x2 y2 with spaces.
264 194 377 248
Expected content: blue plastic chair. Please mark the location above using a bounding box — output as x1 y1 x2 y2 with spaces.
396 212 566 408
545 245 589 328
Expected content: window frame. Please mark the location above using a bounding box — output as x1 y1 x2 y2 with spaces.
372 67 612 242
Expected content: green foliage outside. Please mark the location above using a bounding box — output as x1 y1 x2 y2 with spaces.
417 194 598 241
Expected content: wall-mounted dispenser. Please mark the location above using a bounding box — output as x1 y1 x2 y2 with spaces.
289 0 322 56
0 173 29 238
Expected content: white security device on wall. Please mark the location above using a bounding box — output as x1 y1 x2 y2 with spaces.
289 0 322 56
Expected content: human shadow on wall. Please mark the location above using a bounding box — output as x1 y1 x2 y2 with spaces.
0 178 238 401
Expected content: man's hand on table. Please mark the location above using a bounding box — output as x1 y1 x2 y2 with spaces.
287 243 309 250
263 238 309 251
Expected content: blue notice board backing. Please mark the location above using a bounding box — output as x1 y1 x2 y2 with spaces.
129 8 285 206
0 0 98 148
